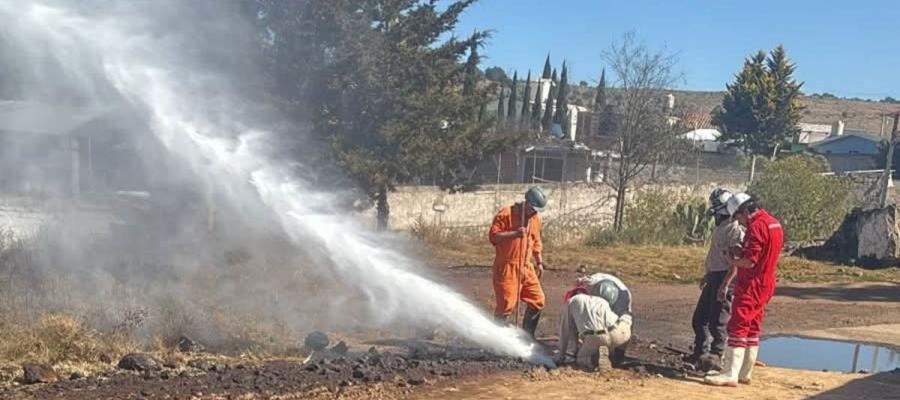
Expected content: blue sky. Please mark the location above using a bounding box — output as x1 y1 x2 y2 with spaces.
449 0 900 99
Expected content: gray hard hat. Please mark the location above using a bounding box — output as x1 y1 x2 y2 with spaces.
591 280 620 305
525 186 548 211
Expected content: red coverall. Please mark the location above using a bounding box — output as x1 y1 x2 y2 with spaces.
488 203 545 318
727 209 784 348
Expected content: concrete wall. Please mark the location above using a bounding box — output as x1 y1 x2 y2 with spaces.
369 180 747 243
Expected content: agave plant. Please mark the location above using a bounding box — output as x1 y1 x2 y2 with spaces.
671 200 714 244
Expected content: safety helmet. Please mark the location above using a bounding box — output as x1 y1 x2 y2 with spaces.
708 188 733 216
726 192 752 216
525 186 548 211
591 280 620 305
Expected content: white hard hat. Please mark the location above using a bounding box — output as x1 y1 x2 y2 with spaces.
726 192 752 216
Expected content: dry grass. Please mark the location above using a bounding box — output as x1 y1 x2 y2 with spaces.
426 238 900 284
0 313 138 382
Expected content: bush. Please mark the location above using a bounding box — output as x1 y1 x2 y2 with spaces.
587 189 713 246
749 156 851 242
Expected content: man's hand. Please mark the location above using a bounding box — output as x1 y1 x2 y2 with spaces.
698 275 707 290
717 284 728 302
514 227 527 238
535 262 544 279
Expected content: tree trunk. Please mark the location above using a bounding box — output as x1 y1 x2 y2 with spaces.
375 188 390 231
613 183 627 232
748 155 757 184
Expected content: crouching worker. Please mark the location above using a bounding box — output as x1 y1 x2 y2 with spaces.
557 273 633 372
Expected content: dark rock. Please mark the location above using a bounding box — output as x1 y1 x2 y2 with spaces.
407 376 427 386
68 372 85 381
330 341 349 355
22 363 59 384
304 332 330 351
160 371 172 380
163 361 177 369
177 335 204 353
212 363 227 373
367 346 379 355
352 369 365 379
118 353 161 372
99 353 112 363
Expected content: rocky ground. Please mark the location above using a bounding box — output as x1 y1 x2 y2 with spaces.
2 267 899 399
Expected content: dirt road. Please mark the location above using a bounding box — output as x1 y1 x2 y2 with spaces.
441 267 900 346
411 368 900 400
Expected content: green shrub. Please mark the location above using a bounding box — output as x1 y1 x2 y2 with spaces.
587 189 713 246
749 156 851 242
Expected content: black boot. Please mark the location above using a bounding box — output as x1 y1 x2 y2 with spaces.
522 307 541 339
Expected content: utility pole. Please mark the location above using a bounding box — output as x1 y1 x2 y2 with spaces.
880 113 900 208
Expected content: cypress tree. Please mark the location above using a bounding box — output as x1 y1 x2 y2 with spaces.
462 40 480 96
507 71 518 118
531 77 543 127
594 68 607 111
496 86 506 125
521 70 532 119
542 54 552 79
541 69 558 131
554 61 569 132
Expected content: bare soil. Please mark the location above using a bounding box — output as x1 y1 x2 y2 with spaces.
3 267 899 399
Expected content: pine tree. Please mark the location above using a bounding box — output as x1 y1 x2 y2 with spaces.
553 61 569 133
507 71 518 119
712 51 777 156
541 68 558 131
594 68 607 111
263 2 509 229
521 70 532 119
542 54 552 79
767 45 805 142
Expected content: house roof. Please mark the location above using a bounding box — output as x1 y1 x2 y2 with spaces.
0 101 112 136
680 112 713 129
810 131 883 148
799 123 832 133
680 128 721 142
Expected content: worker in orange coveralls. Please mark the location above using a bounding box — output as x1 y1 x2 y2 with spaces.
705 193 783 387
489 186 548 338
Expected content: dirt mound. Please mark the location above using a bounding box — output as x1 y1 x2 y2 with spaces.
6 345 539 399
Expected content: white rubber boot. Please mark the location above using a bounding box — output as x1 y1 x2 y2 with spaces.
739 346 758 384
704 346 744 387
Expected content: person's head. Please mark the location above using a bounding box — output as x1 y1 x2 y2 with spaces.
708 188 734 226
726 192 758 227
591 280 620 305
524 186 547 217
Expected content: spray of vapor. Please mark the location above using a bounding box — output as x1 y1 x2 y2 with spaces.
1 1 551 366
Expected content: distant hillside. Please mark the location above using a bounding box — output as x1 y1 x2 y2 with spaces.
568 86 900 135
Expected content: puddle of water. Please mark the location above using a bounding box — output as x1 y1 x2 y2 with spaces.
760 336 900 373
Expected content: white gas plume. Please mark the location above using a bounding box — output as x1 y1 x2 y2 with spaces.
0 0 551 366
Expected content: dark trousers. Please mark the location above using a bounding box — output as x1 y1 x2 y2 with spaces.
691 270 732 355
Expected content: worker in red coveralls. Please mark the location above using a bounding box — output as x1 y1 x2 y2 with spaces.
705 193 783 387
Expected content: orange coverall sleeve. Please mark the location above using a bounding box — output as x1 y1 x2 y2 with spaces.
530 214 542 256
488 208 509 246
